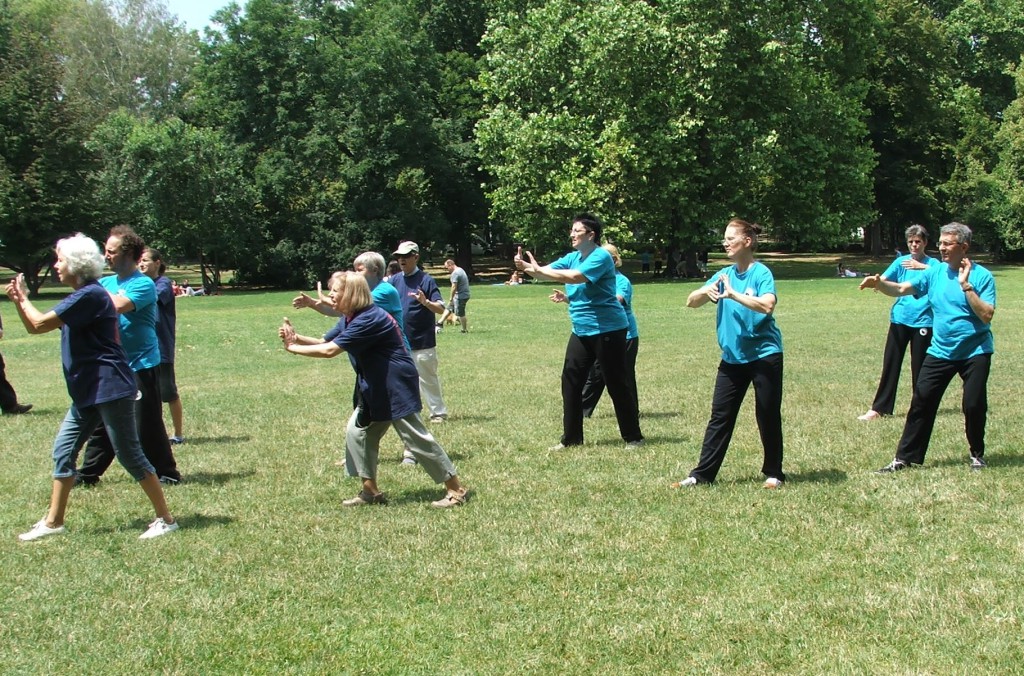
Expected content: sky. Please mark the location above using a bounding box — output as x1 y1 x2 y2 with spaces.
162 0 224 32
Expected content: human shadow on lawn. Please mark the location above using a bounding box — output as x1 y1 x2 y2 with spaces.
929 451 1024 470
182 469 256 486
181 435 252 445
697 469 847 487
782 468 847 485
383 486 472 506
94 513 235 535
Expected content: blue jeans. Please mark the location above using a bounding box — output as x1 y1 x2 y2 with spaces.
53 398 154 481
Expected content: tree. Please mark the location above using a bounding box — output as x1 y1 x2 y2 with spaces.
0 8 96 296
13 0 199 123
88 111 259 291
477 0 876 254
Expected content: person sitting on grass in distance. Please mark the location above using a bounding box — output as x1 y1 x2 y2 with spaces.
672 218 786 490
279 271 468 508
6 234 178 541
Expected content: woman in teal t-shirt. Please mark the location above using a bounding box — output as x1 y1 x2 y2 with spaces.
672 218 785 489
857 224 939 421
515 214 644 451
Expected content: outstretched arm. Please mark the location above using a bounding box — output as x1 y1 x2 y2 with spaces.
5 275 63 334
514 247 587 284
859 274 915 298
279 318 343 357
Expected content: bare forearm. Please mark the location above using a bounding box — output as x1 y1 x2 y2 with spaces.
964 289 995 324
13 300 60 334
525 266 586 284
285 342 342 358
728 293 776 315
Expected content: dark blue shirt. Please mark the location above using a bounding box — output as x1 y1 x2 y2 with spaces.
388 268 442 350
332 305 420 421
154 275 176 364
53 281 136 407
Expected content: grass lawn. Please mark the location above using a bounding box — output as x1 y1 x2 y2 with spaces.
1 256 1022 673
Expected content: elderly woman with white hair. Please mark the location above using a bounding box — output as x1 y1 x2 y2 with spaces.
5 234 179 541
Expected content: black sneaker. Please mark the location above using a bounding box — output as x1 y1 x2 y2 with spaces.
3 403 33 415
159 475 182 485
970 456 987 471
74 474 100 487
876 459 909 474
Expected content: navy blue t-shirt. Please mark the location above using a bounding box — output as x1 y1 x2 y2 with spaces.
154 275 177 364
388 268 442 350
53 281 137 407
332 305 420 422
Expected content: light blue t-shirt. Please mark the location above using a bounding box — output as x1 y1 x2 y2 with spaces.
550 247 628 337
715 262 783 364
615 271 638 340
911 263 995 361
100 271 161 371
882 254 939 328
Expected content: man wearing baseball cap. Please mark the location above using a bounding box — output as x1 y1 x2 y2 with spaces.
389 242 449 441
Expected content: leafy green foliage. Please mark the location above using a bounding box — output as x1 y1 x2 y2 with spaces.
88 112 259 291
478 0 876 253
0 8 95 295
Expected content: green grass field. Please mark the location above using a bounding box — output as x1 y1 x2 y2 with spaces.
2 258 1022 673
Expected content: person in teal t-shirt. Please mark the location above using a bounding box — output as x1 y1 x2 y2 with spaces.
672 218 785 489
78 226 180 485
581 244 640 419
858 224 940 421
515 213 643 451
862 222 996 472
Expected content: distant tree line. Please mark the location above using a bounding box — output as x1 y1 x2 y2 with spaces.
2 0 1022 294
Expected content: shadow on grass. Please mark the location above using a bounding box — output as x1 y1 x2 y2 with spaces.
385 486 460 506
97 513 236 535
784 468 848 485
181 469 257 486
442 414 496 424
181 435 252 445
929 451 1024 470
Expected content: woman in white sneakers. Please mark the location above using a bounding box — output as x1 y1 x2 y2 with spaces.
6 234 178 541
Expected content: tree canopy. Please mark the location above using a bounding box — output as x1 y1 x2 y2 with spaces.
2 0 1023 291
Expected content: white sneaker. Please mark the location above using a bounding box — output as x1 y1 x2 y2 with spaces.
670 477 699 489
19 519 66 541
763 477 784 489
857 410 882 421
140 517 179 540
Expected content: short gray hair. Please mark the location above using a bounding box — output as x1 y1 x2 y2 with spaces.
905 224 929 242
353 251 386 279
940 222 972 246
56 233 105 282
